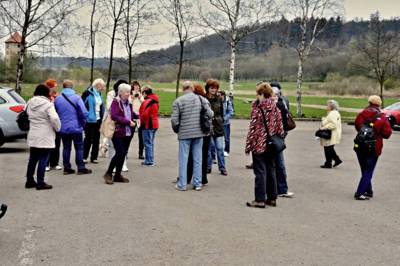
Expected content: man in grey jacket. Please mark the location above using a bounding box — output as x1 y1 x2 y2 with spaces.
171 81 213 191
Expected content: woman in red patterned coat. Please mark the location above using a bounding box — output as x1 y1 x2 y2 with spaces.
245 82 284 208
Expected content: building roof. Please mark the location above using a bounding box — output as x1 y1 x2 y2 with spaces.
5 32 22 44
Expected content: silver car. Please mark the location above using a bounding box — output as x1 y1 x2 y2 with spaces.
0 87 27 147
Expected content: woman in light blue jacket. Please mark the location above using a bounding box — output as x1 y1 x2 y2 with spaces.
220 91 234 157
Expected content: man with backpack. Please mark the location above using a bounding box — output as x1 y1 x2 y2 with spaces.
353 95 392 200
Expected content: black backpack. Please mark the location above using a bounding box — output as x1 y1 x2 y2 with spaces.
198 96 211 134
354 112 382 153
16 105 30 131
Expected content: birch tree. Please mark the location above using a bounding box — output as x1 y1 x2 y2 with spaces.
159 0 194 98
199 0 275 94
285 0 343 117
0 0 78 94
355 12 400 107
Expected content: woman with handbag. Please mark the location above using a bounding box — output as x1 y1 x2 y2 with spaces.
245 82 284 208
319 100 342 169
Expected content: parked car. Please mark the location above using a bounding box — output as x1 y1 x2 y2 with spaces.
0 87 27 147
382 102 400 130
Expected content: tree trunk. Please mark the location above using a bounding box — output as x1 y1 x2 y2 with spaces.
229 43 236 94
380 81 384 107
90 43 95 84
296 56 304 118
175 41 184 99
128 50 132 84
15 43 26 95
106 24 118 93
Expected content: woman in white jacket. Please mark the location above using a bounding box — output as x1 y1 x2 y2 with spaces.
320 100 342 168
25 84 61 190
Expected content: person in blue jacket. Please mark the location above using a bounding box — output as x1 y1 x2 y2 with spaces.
81 79 105 164
220 91 234 157
55 80 92 175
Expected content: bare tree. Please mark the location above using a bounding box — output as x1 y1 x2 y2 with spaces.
89 0 100 83
103 0 126 92
159 0 194 98
0 0 79 94
285 0 343 117
199 0 275 94
355 12 400 107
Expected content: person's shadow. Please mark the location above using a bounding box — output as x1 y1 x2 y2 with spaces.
0 147 28 154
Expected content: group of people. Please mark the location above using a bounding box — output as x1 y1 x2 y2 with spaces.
23 77 393 206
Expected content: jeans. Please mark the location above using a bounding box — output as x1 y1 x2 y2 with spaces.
26 148 51 185
143 129 156 165
252 151 277 202
61 133 85 171
209 138 216 160
187 136 210 185
83 120 101 161
138 127 144 157
323 145 340 166
107 136 133 177
355 152 378 196
177 138 203 190
207 136 226 171
48 133 61 167
224 124 231 153
275 150 288 194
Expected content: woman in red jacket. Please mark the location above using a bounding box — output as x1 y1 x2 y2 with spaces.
354 95 392 200
139 86 159 166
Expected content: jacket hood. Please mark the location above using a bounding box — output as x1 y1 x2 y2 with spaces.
146 94 159 102
28 96 52 111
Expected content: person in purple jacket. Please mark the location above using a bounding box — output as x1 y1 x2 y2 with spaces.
103 84 138 185
55 80 92 175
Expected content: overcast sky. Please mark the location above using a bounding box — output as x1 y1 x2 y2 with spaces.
1 0 399 58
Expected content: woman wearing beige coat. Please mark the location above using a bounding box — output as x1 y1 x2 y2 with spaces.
320 100 342 168
25 85 61 190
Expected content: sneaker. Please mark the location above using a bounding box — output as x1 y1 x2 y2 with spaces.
141 162 154 167
103 173 113 185
246 201 266 208
220 170 228 176
364 192 373 198
355 195 370 201
52 165 62 170
45 166 50 172
224 151 229 157
77 168 92 175
91 159 99 164
320 164 332 169
25 180 37 189
278 192 295 198
63 168 76 175
193 186 202 191
83 159 88 164
122 165 129 172
112 168 116 173
175 184 186 191
36 183 53 190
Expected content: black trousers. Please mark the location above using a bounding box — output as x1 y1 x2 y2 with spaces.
48 133 61 167
252 151 277 202
107 136 133 176
323 145 340 166
138 127 144 157
83 120 101 161
187 136 210 185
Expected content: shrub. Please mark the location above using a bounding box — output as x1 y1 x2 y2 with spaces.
310 75 377 96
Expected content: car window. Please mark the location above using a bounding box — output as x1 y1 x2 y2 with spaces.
0 96 6 104
385 103 400 111
7 90 25 104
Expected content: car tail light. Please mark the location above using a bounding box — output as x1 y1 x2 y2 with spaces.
9 105 25 113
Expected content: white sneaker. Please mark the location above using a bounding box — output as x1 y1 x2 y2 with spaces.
112 168 116 173
224 151 229 157
193 186 202 191
122 165 129 172
53 165 62 170
278 192 295 198
45 166 50 172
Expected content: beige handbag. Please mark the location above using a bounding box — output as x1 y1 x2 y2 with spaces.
100 113 115 138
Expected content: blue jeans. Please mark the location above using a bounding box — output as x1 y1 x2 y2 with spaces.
207 136 226 171
61 133 85 171
143 129 156 165
224 124 231 153
276 150 288 194
26 148 51 185
209 138 216 160
177 138 203 189
355 152 378 196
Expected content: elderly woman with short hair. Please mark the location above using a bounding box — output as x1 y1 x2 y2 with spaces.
82 78 105 164
103 84 138 185
319 100 342 168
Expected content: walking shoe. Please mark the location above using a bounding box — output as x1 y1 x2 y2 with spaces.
51 165 62 170
224 151 229 157
77 168 92 175
83 159 89 164
175 184 186 191
193 186 202 191
25 180 37 189
63 168 76 175
354 195 370 200
122 165 129 172
364 192 373 198
320 164 332 169
45 166 50 172
138 155 144 160
278 192 295 198
141 162 154 167
91 159 99 164
333 159 343 167
113 174 130 183
103 173 113 185
245 164 253 169
246 201 266 208
265 200 277 207
220 170 228 176
112 168 116 173
36 183 53 190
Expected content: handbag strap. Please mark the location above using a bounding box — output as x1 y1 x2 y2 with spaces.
258 104 271 139
62 93 78 112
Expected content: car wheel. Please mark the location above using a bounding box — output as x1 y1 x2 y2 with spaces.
0 129 5 147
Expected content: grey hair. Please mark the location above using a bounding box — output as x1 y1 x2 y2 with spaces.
118 83 131 95
327 100 339 111
271 87 281 96
92 78 105 88
182 80 193 91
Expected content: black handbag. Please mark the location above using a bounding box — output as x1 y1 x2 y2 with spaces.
198 96 211 134
259 106 286 154
315 129 332 139
16 104 30 131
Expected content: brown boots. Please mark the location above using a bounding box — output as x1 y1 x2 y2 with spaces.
103 173 130 185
